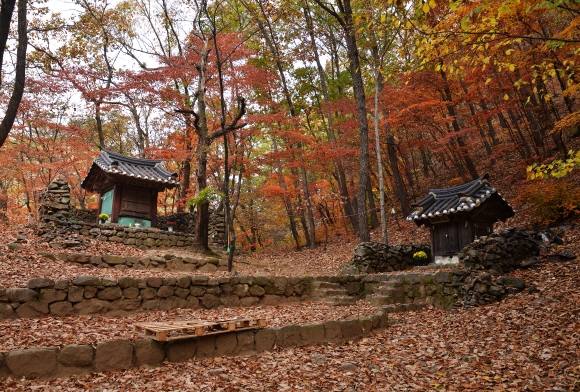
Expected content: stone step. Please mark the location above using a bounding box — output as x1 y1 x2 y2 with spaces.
367 295 397 306
372 287 401 296
316 289 349 297
324 296 357 306
312 281 341 289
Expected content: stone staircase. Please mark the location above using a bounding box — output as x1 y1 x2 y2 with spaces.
311 281 357 306
366 279 406 306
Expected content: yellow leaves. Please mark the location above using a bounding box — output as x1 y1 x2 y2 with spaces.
509 64 515 72
504 93 509 100
483 57 490 64
380 14 386 23
506 49 513 56
532 333 540 340
485 78 492 85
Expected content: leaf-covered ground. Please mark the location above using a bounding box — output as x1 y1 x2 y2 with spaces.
2 257 579 391
0 301 378 351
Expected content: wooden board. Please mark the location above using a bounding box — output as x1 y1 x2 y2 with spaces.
133 318 267 342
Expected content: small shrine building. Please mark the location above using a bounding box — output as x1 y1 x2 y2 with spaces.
81 148 179 228
406 174 514 264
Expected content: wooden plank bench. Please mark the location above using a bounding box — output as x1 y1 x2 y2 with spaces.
133 318 267 341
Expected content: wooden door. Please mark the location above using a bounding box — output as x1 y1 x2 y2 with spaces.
120 186 152 219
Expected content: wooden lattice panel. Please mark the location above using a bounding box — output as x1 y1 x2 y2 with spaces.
133 318 267 341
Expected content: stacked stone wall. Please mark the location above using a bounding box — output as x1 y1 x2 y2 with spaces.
38 179 71 222
0 274 318 319
458 227 541 273
0 310 389 380
56 252 228 273
0 269 528 320
342 243 432 274
37 221 196 250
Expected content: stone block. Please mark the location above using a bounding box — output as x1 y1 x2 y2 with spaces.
240 297 260 307
54 280 70 290
134 338 165 366
84 286 98 298
97 287 123 301
235 331 255 355
7 288 38 303
111 298 141 312
122 287 140 299
323 321 342 342
142 299 160 311
255 328 276 352
15 301 49 318
157 286 175 298
191 276 209 285
0 303 16 319
6 348 58 377
141 287 157 300
345 281 361 295
189 286 206 297
198 264 218 273
27 278 55 289
249 285 265 297
176 276 192 288
175 288 190 299
359 317 373 334
59 345 94 367
95 339 133 372
300 324 325 346
147 277 163 288
276 325 301 348
166 338 197 362
215 333 237 356
196 335 217 358
200 294 221 309
260 295 281 306
68 286 84 303
39 288 67 304
72 276 102 286
220 295 241 307
49 301 74 317
118 277 138 289
73 298 112 315
67 254 92 264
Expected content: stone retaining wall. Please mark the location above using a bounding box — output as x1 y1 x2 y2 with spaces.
341 243 432 274
458 227 541 273
55 252 228 273
0 270 527 320
37 220 196 250
0 310 390 380
362 269 526 309
0 274 317 319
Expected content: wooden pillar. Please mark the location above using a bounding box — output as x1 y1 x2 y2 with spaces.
150 190 158 227
97 192 103 224
112 185 123 223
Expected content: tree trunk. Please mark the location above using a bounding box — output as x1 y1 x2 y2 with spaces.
0 0 27 148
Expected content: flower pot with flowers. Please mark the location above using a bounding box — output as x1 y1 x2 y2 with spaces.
413 251 429 264
167 222 176 232
99 213 110 224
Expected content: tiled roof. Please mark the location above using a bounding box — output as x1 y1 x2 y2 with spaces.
81 148 179 189
406 174 514 224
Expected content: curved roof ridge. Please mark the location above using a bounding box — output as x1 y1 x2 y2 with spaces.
100 147 163 167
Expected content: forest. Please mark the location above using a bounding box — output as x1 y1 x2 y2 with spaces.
0 0 579 250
